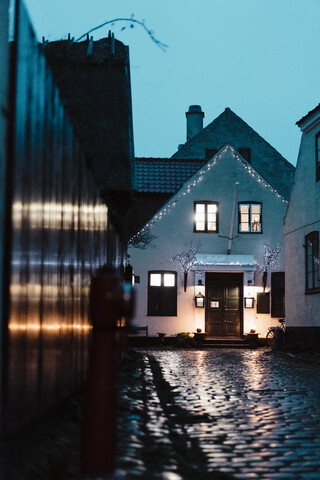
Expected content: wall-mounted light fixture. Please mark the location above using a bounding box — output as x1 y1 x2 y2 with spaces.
244 297 254 308
194 279 205 307
195 292 205 308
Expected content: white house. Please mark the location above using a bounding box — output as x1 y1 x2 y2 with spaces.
283 104 320 349
129 107 295 339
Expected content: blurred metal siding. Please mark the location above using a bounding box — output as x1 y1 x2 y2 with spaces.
2 0 123 433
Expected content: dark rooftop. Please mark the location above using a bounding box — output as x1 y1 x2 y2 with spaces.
135 158 206 193
42 35 134 194
296 103 320 127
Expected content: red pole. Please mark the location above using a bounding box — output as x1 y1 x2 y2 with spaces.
82 267 124 478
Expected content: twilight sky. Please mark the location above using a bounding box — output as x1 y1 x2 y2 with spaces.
24 0 320 166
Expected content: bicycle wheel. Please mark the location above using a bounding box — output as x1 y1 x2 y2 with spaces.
266 329 275 348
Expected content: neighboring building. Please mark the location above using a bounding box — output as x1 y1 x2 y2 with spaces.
283 104 320 349
43 32 135 241
129 106 295 338
0 0 9 358
1 1 133 434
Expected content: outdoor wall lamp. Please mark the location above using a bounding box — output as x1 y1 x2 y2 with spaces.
244 297 254 308
195 292 205 308
195 279 205 307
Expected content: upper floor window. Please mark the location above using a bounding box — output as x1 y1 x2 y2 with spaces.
305 231 320 292
316 132 320 182
148 271 177 316
238 202 262 233
194 201 219 233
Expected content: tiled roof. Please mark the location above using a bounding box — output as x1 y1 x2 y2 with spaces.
135 157 206 193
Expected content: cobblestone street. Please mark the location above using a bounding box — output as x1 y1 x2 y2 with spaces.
117 348 320 480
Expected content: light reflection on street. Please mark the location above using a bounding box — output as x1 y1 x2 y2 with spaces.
150 349 320 477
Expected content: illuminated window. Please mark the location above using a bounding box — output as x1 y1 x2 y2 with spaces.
148 271 177 316
316 132 320 182
239 202 262 233
194 201 219 233
305 231 320 292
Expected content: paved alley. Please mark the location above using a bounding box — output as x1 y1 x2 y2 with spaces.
117 348 320 480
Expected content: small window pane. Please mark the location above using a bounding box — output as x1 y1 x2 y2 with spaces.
196 221 205 231
241 205 249 214
150 274 161 286
196 203 205 212
251 204 261 214
252 216 261 232
207 222 216 231
241 223 249 232
207 204 217 213
164 273 175 287
195 212 205 222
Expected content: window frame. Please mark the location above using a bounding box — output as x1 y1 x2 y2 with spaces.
316 132 320 182
193 201 219 233
305 231 320 293
238 202 262 234
147 270 177 316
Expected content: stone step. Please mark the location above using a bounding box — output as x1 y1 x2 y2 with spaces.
203 337 261 348
204 338 245 345
202 342 252 349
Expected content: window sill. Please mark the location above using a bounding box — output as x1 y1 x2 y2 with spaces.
305 288 320 295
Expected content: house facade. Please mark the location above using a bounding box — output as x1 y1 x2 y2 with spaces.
283 104 320 349
129 107 295 338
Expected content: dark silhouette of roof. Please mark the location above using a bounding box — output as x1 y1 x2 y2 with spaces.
296 103 320 128
135 157 206 193
171 107 295 200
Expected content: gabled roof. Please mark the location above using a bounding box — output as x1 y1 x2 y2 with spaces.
171 107 295 200
131 144 288 242
135 157 206 193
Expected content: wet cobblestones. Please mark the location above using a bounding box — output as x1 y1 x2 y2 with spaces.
117 348 320 479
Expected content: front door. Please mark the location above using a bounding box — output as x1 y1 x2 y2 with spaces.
205 273 243 337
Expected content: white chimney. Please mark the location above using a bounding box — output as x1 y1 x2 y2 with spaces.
186 105 204 141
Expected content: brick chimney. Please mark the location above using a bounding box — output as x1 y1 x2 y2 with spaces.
186 105 204 141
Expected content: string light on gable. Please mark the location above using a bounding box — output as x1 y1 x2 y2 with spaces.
129 145 288 244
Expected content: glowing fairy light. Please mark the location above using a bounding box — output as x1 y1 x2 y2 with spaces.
129 144 288 243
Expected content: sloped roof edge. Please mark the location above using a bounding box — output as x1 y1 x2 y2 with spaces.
296 103 320 130
129 143 288 244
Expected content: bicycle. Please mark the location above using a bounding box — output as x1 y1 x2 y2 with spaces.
266 318 286 348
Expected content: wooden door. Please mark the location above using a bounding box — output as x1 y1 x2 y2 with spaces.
205 273 243 337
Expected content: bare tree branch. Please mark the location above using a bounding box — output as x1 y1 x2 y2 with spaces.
172 242 201 273
129 227 157 249
75 15 169 51
261 242 281 272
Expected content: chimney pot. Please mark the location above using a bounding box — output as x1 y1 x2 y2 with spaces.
186 105 204 141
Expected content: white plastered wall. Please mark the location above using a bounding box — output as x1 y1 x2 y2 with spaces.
130 146 288 336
